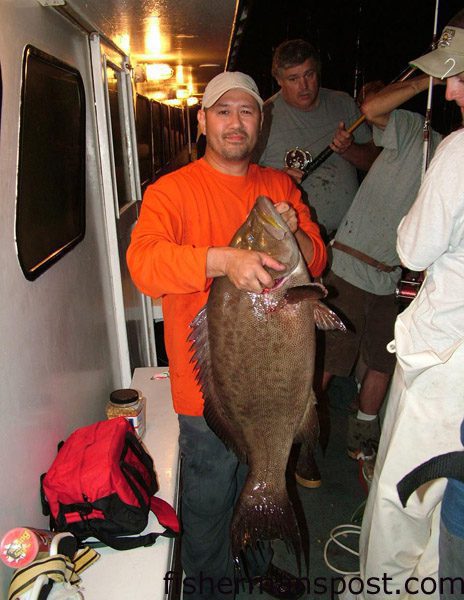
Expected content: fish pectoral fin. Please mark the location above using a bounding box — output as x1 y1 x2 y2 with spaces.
294 389 319 446
284 282 327 305
313 301 347 332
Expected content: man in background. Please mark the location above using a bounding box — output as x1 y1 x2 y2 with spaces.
339 10 464 598
254 39 379 241
295 72 443 487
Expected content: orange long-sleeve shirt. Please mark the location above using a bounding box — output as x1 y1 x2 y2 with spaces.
127 158 326 415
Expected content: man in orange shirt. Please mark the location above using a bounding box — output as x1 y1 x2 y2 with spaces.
127 71 326 600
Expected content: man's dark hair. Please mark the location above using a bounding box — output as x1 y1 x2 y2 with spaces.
448 8 464 28
271 39 321 79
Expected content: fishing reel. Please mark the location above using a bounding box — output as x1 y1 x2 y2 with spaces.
395 269 424 305
284 147 313 173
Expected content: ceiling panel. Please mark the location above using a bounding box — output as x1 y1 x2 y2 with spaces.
68 0 238 100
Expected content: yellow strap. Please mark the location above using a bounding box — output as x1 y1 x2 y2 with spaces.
8 547 99 600
73 546 100 574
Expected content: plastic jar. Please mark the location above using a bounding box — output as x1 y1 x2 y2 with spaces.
106 388 146 438
0 528 77 568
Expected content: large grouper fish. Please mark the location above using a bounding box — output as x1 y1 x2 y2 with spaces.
189 195 345 565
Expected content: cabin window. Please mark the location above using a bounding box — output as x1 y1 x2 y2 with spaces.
107 68 132 211
175 108 182 154
182 107 188 146
160 103 171 164
135 94 153 189
16 46 85 281
151 100 163 174
169 107 176 157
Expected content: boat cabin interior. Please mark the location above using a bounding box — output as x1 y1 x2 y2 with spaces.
0 1 463 598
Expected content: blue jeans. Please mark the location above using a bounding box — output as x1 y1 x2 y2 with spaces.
439 520 464 599
178 415 272 599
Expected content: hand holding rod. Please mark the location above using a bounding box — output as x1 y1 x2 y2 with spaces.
303 115 366 176
301 66 418 177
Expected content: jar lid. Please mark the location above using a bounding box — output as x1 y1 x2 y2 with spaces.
110 388 140 405
0 527 40 568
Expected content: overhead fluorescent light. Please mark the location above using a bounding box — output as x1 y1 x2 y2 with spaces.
146 63 174 81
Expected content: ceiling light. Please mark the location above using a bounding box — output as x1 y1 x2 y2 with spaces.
153 91 167 101
145 16 162 55
176 65 185 84
176 87 189 100
146 63 174 81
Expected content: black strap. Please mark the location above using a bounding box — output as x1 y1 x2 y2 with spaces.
83 505 177 551
121 462 153 510
40 473 50 516
397 451 464 508
86 530 163 551
122 432 155 476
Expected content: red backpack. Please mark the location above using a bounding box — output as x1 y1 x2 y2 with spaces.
40 417 179 550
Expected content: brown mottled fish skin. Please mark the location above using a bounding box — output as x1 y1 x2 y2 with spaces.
189 196 325 564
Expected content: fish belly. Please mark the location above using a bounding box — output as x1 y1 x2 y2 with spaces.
207 286 316 559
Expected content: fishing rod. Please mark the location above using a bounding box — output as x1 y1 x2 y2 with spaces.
396 0 441 306
285 64 418 178
421 0 440 180
352 0 364 101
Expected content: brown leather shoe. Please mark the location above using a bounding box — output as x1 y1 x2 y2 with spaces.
295 443 321 488
253 563 305 599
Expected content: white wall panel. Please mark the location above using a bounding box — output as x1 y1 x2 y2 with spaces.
0 3 121 595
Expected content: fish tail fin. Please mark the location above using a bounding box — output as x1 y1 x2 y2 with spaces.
231 481 302 571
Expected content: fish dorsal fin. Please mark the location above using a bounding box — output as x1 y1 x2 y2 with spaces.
188 307 248 462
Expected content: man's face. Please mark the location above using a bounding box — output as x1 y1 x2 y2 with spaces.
276 58 320 111
445 72 464 109
198 89 262 163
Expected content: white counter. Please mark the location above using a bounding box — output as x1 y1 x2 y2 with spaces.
81 367 181 599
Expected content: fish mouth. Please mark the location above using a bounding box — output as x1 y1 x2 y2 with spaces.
261 276 287 294
254 197 300 274
255 202 287 241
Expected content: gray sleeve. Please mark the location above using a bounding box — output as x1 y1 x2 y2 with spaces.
252 102 272 164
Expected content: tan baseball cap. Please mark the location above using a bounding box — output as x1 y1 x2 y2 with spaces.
201 71 263 110
410 26 464 79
